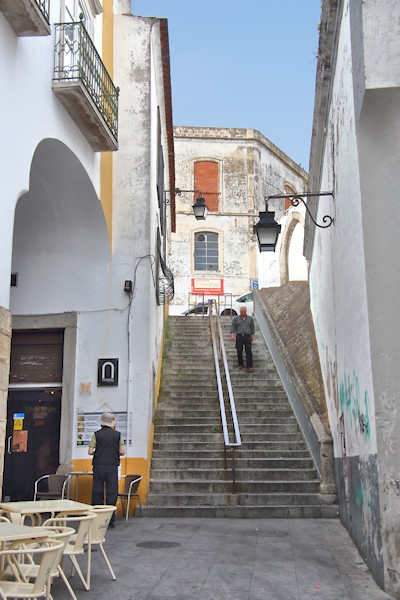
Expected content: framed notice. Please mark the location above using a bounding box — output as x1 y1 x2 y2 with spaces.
76 411 127 446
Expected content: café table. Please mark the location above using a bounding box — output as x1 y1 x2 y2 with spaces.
0 522 54 544
0 499 93 525
68 471 93 501
0 522 56 575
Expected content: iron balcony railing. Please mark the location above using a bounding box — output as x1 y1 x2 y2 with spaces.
35 0 50 24
53 20 119 141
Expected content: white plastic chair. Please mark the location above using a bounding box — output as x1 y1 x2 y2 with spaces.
0 538 64 600
1 526 76 600
43 512 96 591
86 505 117 581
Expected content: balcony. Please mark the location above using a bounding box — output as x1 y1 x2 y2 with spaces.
0 0 50 36
52 21 119 152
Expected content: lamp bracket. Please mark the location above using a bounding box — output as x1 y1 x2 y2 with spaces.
266 191 334 228
164 188 202 205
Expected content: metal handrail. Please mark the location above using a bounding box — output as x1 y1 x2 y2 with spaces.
208 301 241 487
53 20 119 140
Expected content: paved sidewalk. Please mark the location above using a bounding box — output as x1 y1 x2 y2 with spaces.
51 517 393 600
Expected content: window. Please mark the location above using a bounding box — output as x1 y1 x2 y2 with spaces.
194 232 219 271
194 161 219 211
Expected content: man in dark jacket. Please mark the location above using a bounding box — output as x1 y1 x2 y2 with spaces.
88 412 125 527
231 306 255 372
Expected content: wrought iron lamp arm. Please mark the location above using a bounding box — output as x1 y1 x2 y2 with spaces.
266 192 334 229
164 188 202 205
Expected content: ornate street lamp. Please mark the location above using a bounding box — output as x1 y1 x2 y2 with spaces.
253 209 281 252
192 196 209 220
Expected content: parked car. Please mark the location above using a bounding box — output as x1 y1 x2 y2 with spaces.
183 292 254 317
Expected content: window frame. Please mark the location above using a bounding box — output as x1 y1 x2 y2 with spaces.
193 231 220 273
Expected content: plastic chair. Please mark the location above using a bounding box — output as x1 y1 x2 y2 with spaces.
33 474 71 501
43 512 96 591
117 474 142 520
1 526 76 600
86 505 117 581
0 538 64 600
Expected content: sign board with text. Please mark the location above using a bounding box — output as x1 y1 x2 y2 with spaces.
191 278 224 295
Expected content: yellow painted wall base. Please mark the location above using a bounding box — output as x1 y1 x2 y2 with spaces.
72 456 149 518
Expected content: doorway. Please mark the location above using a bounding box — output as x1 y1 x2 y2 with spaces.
3 388 61 501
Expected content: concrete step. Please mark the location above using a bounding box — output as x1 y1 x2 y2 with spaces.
156 408 295 419
154 434 307 453
149 468 318 481
154 423 301 434
148 479 322 494
145 491 338 508
150 457 315 469
153 431 305 442
155 415 300 425
141 504 339 518
151 449 313 460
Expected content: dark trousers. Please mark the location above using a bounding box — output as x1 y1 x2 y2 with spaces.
236 333 253 368
92 464 118 523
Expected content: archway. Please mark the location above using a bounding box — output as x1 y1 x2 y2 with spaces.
10 138 110 314
279 211 308 284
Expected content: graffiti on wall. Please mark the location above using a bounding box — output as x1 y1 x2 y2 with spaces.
339 370 372 448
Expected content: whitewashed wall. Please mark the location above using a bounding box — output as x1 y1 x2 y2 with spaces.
307 0 400 593
0 2 101 310
2 3 170 471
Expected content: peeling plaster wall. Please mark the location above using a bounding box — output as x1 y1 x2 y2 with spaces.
169 127 307 313
308 0 400 594
358 86 400 598
112 13 169 458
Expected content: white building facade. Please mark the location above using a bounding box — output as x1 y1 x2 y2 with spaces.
306 0 400 595
0 0 174 507
169 126 308 315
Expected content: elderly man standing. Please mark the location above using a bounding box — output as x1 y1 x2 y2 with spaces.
88 412 125 527
231 306 255 372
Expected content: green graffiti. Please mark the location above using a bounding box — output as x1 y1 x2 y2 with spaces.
354 483 373 508
339 370 371 443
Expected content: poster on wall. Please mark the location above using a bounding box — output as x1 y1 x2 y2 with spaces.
76 411 127 446
12 430 28 453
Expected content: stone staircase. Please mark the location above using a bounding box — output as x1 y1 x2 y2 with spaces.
142 315 339 517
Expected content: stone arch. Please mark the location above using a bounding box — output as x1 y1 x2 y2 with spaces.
10 138 110 314
279 211 307 284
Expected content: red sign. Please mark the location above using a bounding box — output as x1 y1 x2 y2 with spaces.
191 278 224 295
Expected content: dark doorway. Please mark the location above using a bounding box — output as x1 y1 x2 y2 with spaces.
3 388 61 501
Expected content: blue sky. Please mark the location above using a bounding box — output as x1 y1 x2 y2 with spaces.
131 1 321 171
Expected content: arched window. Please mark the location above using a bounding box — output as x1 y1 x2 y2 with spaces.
194 232 219 271
194 161 219 211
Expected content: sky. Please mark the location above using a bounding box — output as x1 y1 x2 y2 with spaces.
131 1 321 171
